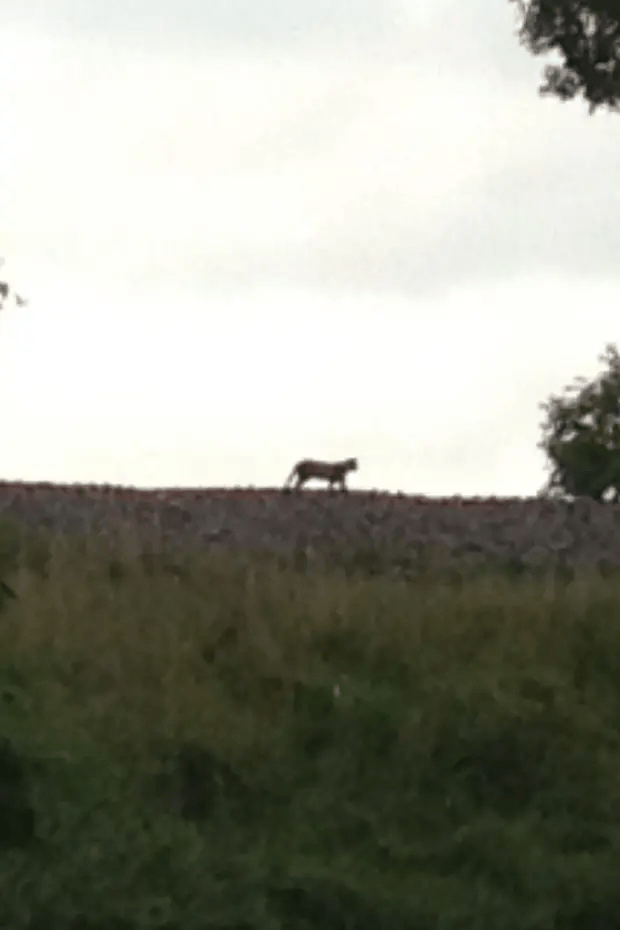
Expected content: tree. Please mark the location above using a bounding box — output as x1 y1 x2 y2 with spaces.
511 0 620 113
538 343 620 501
0 259 27 311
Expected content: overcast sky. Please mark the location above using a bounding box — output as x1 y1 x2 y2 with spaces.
0 0 619 495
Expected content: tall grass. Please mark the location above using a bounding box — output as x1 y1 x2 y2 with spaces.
1 519 620 927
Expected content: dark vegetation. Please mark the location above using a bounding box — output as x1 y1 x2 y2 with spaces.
1 519 620 927
513 0 620 112
0 257 27 311
538 342 620 502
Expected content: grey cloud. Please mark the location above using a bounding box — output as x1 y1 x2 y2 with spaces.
413 139 620 294
183 153 620 301
98 154 620 301
24 108 616 303
4 0 543 90
294 114 620 298
4 0 403 49
315 215 620 302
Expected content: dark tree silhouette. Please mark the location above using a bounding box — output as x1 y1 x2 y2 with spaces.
0 259 27 311
512 0 620 112
539 343 620 501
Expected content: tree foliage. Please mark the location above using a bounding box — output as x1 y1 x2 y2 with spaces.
512 0 620 112
0 282 26 311
539 343 620 501
0 259 27 311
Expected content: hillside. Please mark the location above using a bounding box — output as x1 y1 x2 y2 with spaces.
0 480 617 581
0 517 620 928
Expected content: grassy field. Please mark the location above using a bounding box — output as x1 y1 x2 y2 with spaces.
1 519 620 928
